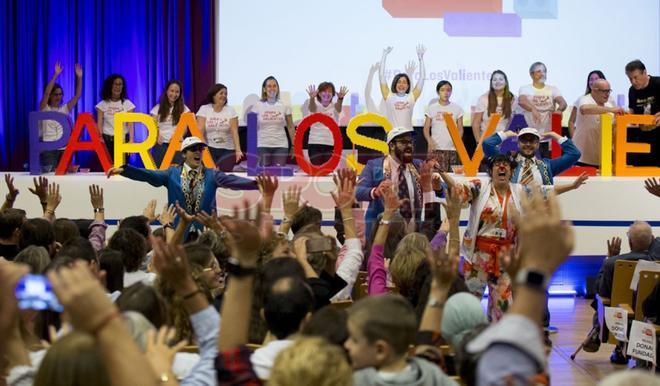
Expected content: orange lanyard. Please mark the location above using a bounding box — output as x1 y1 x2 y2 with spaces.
494 188 511 226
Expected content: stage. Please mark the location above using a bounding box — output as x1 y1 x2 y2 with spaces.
4 172 659 294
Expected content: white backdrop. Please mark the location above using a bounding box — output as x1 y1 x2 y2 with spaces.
216 0 659 125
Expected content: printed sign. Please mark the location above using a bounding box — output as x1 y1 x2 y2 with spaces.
604 307 628 342
627 320 656 365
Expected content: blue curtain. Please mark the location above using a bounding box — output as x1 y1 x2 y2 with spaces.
0 0 216 170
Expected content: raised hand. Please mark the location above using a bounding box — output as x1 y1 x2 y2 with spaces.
376 179 394 199
145 326 188 378
515 187 574 274
143 199 158 222
74 63 83 77
4 174 19 202
419 160 436 193
331 169 357 211
405 60 417 77
383 46 393 56
89 184 104 210
498 245 521 280
106 167 124 178
571 172 589 190
45 182 61 212
306 85 318 99
381 183 399 212
644 177 660 198
219 201 264 267
174 201 194 224
337 86 349 100
47 261 118 334
54 61 63 76
445 185 463 219
369 62 380 75
151 236 191 288
158 204 176 226
256 173 279 199
282 185 303 220
607 236 621 257
194 210 224 232
416 44 426 60
426 242 458 289
28 176 49 202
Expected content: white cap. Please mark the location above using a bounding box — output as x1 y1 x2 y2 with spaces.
386 127 415 144
181 136 207 152
518 127 540 139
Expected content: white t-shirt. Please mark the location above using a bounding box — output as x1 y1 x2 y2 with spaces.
426 102 464 150
308 100 339 145
150 104 191 142
252 100 291 148
518 84 561 133
474 93 518 135
197 104 239 150
96 99 136 136
40 104 69 143
385 93 415 130
573 94 615 165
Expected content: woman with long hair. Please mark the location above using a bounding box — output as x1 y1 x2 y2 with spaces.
38 62 83 172
150 80 190 166
251 76 295 167
378 45 426 130
472 70 517 143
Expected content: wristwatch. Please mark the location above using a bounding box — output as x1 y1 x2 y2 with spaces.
426 296 444 309
515 269 550 292
225 257 257 277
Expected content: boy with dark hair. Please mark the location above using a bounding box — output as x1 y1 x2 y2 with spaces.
108 228 153 286
346 294 456 386
251 276 314 380
18 218 57 257
0 208 26 260
289 205 322 235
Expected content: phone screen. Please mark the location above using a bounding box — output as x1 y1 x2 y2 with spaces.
15 274 63 312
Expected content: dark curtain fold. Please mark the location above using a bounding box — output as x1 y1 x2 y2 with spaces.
0 0 216 170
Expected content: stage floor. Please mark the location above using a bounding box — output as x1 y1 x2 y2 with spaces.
3 172 659 294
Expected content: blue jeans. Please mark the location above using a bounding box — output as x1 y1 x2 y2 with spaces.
40 149 63 173
257 147 289 166
151 142 182 167
209 147 237 172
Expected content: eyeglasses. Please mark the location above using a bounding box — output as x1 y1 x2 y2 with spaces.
202 260 223 273
395 139 413 146
595 89 612 94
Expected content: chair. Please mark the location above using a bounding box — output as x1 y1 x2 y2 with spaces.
635 270 660 321
606 260 638 344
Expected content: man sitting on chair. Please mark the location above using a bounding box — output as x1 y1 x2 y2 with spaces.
584 221 657 363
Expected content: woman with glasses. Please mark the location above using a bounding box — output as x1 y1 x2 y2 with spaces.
572 78 624 167
38 61 83 172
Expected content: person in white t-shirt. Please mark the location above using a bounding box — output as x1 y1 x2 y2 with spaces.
573 79 625 167
472 70 517 143
422 80 463 172
150 80 190 167
305 82 348 165
251 76 295 166
518 62 567 157
197 83 243 171
96 74 136 160
378 45 426 130
568 70 607 137
38 61 83 172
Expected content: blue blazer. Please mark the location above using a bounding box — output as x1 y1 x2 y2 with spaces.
482 133 581 184
121 165 258 232
356 157 424 238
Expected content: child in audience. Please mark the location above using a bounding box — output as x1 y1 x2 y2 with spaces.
346 294 458 386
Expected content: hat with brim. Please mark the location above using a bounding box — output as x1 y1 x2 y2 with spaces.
181 136 207 152
386 127 416 144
